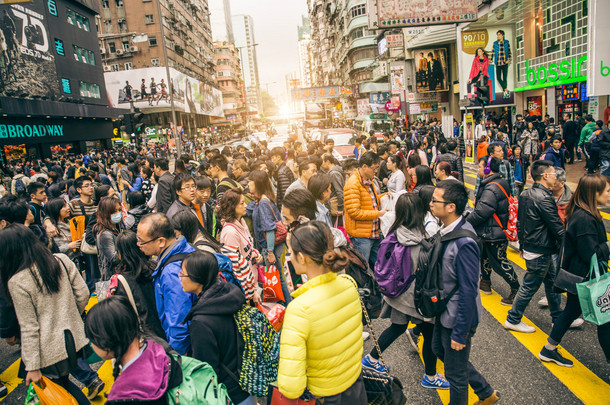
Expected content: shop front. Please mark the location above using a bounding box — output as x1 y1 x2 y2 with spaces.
0 116 113 161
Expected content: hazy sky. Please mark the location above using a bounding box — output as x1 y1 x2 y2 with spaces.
230 0 308 103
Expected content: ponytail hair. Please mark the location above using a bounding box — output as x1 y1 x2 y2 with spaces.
289 221 348 272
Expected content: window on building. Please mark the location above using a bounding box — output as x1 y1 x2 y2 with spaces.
151 58 160 66
72 45 95 65
122 41 130 50
145 14 154 24
104 20 113 33
148 36 157 46
110 64 119 71
79 81 101 99
118 19 127 33
108 42 116 53
48 0 58 16
54 38 65 56
125 62 133 70
61 78 71 94
115 0 124 7
350 4 366 19
142 0 152 2
101 0 109 8
66 8 90 32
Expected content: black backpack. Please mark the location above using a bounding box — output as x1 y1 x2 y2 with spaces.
414 229 477 318
343 245 383 319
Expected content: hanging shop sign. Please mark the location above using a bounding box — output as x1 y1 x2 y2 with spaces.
292 86 351 101
390 64 405 94
375 0 477 28
561 84 580 101
386 33 404 48
588 0 610 96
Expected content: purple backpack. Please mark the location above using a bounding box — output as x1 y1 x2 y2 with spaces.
374 232 414 297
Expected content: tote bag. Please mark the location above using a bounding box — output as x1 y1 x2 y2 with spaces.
577 253 610 326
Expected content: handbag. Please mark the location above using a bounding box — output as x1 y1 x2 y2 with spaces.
554 269 584 295
340 275 406 405
263 198 287 246
577 253 610 326
268 387 313 404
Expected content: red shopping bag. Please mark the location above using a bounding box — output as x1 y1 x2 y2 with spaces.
263 265 285 302
257 302 286 332
269 387 313 405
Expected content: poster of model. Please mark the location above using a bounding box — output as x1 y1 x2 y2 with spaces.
376 0 477 28
414 49 449 93
104 67 224 117
464 113 474 164
390 64 405 94
0 2 59 98
459 26 515 107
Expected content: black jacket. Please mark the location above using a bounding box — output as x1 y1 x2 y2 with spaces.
275 163 294 208
560 207 609 280
437 152 464 181
156 171 176 214
184 280 249 404
467 174 509 242
562 120 580 141
517 183 565 254
597 129 610 161
0 293 19 339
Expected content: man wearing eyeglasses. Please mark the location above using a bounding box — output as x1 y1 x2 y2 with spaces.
505 160 565 334
344 151 388 268
137 212 195 354
166 173 205 228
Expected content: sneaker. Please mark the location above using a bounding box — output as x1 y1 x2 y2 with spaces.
406 328 420 352
421 374 450 390
479 279 492 295
539 347 574 367
538 296 548 307
474 390 500 405
500 289 518 306
362 354 389 373
362 331 370 341
0 382 7 398
86 377 105 400
504 320 535 333
570 318 584 329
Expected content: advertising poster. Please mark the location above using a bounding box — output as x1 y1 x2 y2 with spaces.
587 0 610 96
357 98 371 116
464 113 474 164
390 64 405 94
0 2 60 99
414 49 449 93
105 67 224 117
370 92 390 113
376 0 477 28
459 27 515 107
527 96 543 116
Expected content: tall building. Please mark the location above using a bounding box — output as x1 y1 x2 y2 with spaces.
232 14 262 114
0 0 118 159
209 0 233 43
96 0 222 141
297 15 312 88
211 42 244 128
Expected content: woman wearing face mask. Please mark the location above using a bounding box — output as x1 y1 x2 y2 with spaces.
93 197 123 280
278 221 366 403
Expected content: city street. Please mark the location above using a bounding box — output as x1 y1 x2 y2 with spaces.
1 163 608 405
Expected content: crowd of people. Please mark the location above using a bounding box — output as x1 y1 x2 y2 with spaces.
0 112 609 404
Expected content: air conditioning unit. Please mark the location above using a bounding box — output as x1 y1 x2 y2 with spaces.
103 65 112 72
100 48 106 54
116 49 124 56
130 46 138 52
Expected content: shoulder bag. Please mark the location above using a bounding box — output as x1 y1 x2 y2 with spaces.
554 225 584 295
263 198 287 246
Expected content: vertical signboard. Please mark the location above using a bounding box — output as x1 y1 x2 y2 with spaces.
390 63 405 94
588 0 610 96
464 113 474 164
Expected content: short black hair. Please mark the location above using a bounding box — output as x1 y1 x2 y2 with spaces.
154 158 169 171
531 160 554 181
74 175 92 191
140 213 174 239
377 145 389 156
173 173 195 192
0 195 29 224
479 155 501 174
342 158 360 172
298 160 316 176
194 176 212 189
436 180 469 215
360 151 380 167
126 191 146 206
271 147 285 158
209 154 228 171
487 143 502 155
446 140 458 151
497 29 505 36
27 181 46 196
282 189 317 220
585 114 594 122
596 120 604 128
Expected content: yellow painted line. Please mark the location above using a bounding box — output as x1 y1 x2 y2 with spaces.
480 292 610 405
0 358 22 401
464 182 474 190
601 210 610 221
466 173 477 179
91 360 113 404
85 296 98 312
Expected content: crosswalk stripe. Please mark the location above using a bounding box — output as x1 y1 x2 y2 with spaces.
600 210 610 221
91 360 113 404
0 357 21 400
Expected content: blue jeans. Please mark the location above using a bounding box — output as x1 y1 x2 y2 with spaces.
602 160 610 177
351 237 381 269
432 323 494 404
506 254 562 325
236 396 257 405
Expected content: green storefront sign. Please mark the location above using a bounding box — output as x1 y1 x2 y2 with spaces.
515 55 588 92
0 124 64 138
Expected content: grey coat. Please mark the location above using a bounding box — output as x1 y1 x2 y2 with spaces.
9 254 89 371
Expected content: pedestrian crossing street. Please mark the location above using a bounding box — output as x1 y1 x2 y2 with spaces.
0 165 609 404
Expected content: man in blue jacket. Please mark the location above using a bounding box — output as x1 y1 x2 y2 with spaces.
430 180 499 405
543 136 566 168
137 212 195 354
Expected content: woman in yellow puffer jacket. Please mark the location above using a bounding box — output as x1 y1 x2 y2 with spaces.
277 221 367 402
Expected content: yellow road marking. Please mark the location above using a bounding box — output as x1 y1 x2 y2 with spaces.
601 210 610 221
91 360 113 404
0 358 22 400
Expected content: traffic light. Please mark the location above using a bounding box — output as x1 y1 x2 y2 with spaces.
118 114 134 134
133 111 145 135
475 78 489 106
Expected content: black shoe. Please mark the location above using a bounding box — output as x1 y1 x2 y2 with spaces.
0 382 7 398
539 347 574 367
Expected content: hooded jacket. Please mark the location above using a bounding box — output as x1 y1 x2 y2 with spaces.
468 173 510 242
597 128 610 161
184 279 249 404
578 121 596 147
544 146 565 168
106 339 182 404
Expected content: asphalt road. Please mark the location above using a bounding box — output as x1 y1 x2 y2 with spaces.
1 162 609 404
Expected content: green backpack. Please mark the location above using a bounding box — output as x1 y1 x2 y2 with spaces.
167 354 232 405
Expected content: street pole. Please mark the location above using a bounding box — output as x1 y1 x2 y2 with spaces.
155 0 181 157
237 46 249 134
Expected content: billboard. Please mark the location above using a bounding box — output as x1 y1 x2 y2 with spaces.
390 64 405 93
104 67 224 117
291 86 351 101
414 49 449 93
588 0 610 96
376 0 477 28
0 2 60 99
464 113 474 164
459 27 515 107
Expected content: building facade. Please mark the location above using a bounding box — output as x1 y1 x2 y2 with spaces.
232 14 261 115
211 42 243 128
297 15 313 88
0 0 118 160
209 0 233 44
